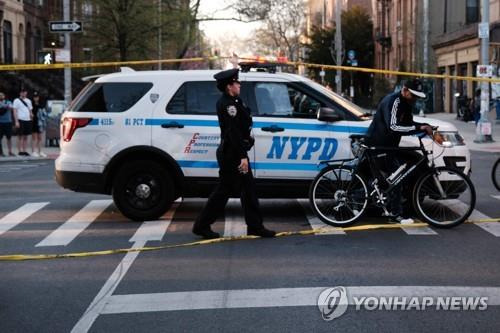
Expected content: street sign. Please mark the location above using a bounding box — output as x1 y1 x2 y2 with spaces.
477 65 493 77
55 49 71 63
479 22 489 39
49 21 82 33
347 50 356 61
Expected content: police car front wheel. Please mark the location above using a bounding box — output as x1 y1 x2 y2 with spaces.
112 160 174 221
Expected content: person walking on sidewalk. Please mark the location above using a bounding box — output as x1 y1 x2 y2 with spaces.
0 92 15 157
192 68 276 239
13 88 33 156
31 91 47 157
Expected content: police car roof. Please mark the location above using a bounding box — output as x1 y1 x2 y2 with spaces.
94 69 307 83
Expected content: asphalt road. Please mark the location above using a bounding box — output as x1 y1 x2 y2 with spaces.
0 151 499 333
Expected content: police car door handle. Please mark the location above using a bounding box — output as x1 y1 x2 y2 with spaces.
261 125 284 132
161 121 184 129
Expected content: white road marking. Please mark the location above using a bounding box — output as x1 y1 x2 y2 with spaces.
223 199 247 237
297 199 346 235
72 205 178 333
100 286 500 314
129 203 179 243
402 225 438 235
36 200 113 247
492 195 500 201
0 202 50 235
445 199 500 237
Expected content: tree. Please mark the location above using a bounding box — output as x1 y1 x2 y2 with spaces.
82 0 204 62
305 5 374 106
234 0 305 61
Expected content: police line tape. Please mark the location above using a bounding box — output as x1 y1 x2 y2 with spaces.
0 218 498 262
1 55 500 84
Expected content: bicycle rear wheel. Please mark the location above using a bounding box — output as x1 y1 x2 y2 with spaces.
309 166 368 227
492 157 500 191
413 167 476 228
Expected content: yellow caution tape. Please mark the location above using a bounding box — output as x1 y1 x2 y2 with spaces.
0 218 498 262
2 55 499 83
0 56 228 71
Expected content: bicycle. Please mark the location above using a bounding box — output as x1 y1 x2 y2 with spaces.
493 157 500 191
309 129 476 228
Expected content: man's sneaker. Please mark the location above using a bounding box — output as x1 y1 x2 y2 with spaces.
39 152 47 158
389 215 414 225
32 152 40 157
192 226 220 239
248 227 276 238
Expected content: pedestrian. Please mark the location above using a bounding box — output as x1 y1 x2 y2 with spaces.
192 68 276 239
31 91 48 157
13 88 33 156
473 89 481 125
0 92 15 157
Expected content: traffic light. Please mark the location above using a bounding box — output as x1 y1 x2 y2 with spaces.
37 51 55 64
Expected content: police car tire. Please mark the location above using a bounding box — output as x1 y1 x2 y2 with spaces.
112 160 174 221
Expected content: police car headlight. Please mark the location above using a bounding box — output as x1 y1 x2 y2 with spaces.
438 131 466 146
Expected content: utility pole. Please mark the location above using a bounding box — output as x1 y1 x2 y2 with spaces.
475 0 493 142
335 0 342 94
158 0 162 70
63 0 71 105
423 0 429 74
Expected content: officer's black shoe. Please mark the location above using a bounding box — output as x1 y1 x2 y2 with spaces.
192 226 220 239
247 227 276 238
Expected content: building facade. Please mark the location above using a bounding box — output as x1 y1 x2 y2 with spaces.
433 0 500 113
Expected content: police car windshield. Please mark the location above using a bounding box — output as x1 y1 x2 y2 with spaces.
305 80 368 118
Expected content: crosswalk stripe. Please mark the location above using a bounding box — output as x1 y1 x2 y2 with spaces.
297 199 346 235
223 199 247 237
401 225 438 235
35 199 113 247
129 204 179 243
445 199 500 237
0 202 50 235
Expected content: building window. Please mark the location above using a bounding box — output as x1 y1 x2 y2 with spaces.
3 21 13 64
466 0 480 24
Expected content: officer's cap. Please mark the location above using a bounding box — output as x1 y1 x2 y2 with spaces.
214 68 240 91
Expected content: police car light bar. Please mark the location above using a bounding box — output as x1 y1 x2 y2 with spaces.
239 62 278 73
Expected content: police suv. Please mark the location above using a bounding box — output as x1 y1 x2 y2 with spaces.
55 67 470 221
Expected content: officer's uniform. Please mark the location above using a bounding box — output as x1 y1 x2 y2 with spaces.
193 69 275 239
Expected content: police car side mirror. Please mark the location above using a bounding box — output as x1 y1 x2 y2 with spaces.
317 107 342 122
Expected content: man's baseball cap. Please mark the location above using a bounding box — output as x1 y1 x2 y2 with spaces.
214 68 240 91
404 79 426 99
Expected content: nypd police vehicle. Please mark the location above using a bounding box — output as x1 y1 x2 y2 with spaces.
55 67 470 221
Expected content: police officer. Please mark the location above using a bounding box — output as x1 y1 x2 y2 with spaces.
192 68 276 239
365 79 433 224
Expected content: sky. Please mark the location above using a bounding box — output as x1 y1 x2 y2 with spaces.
198 0 262 56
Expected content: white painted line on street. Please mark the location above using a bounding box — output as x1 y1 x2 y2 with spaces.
223 199 247 237
297 199 345 235
129 203 179 243
71 240 145 333
446 199 500 237
36 199 113 247
402 225 438 235
71 205 179 333
0 202 50 235
101 286 500 314
492 195 500 201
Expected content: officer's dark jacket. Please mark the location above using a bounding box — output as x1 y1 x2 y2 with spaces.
365 92 425 147
217 92 254 159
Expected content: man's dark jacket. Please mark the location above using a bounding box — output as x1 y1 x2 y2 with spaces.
365 92 425 147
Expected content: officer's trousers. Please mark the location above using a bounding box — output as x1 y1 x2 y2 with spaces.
194 148 264 229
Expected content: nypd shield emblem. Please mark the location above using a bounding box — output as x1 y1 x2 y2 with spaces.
227 105 237 117
150 93 159 103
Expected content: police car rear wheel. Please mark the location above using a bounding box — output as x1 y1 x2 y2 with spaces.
112 160 174 221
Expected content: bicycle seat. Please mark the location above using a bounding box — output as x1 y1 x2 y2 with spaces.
349 134 366 141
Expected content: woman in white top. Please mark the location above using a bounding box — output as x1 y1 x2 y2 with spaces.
13 88 33 156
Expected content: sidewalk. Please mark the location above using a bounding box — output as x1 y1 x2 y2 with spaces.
424 111 500 153
0 145 60 162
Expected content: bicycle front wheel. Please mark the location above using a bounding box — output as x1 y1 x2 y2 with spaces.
309 166 368 227
492 157 500 191
413 167 476 228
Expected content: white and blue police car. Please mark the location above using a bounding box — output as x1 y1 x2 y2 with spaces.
55 67 471 221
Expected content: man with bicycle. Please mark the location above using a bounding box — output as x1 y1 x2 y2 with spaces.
365 79 433 224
